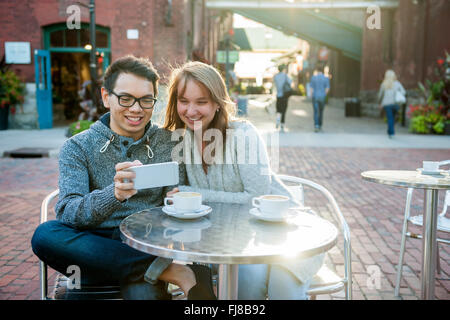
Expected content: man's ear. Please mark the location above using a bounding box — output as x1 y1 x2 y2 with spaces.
101 87 110 110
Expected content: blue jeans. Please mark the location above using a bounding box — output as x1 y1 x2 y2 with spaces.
238 264 310 300
383 104 399 135
312 97 326 128
31 220 171 299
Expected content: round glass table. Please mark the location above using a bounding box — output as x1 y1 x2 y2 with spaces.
120 202 338 300
361 170 450 300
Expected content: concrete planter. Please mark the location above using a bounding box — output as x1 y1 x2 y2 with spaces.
8 83 39 129
444 122 450 135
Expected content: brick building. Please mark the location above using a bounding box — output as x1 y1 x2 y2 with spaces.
359 0 450 116
0 0 232 128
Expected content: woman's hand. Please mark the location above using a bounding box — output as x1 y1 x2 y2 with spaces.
166 187 179 197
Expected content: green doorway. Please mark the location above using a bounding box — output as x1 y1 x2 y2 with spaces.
43 23 110 125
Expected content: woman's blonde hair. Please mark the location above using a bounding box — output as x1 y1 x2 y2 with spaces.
381 69 397 90
163 61 236 139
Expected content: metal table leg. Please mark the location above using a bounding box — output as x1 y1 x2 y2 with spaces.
218 264 239 300
421 189 439 300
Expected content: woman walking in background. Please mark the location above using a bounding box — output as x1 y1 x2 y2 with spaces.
378 70 406 138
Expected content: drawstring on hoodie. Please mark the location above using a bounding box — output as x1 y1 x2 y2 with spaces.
99 134 154 159
145 136 154 159
100 135 115 153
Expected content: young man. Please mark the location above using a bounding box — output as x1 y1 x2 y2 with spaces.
31 55 212 299
273 64 292 132
309 65 330 132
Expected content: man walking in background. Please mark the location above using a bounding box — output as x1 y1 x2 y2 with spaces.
309 65 330 132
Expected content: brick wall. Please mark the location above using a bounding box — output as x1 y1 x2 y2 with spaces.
361 0 449 92
0 0 202 83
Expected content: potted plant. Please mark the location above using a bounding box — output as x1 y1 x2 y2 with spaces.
0 57 25 130
66 119 94 137
409 52 449 134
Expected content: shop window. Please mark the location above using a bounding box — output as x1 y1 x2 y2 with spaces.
80 29 90 47
50 30 64 47
47 26 109 49
65 29 78 47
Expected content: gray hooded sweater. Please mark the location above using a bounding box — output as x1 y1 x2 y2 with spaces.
55 113 186 229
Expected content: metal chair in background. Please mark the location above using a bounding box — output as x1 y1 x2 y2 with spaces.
277 174 352 300
394 188 450 297
39 189 122 300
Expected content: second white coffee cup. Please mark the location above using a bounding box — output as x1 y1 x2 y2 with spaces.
423 161 440 172
252 195 291 217
164 192 202 213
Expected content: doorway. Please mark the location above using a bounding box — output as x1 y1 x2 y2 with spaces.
43 23 110 126
51 52 106 125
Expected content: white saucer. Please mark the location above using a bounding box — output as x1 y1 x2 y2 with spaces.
417 168 447 176
249 208 295 222
162 205 211 219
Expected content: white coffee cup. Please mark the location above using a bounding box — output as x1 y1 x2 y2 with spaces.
163 228 201 242
252 195 291 217
423 161 440 172
164 192 202 213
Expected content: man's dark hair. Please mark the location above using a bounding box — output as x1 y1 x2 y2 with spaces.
103 55 160 96
278 64 286 72
315 64 325 73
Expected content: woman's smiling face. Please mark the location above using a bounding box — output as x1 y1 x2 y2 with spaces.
176 79 218 131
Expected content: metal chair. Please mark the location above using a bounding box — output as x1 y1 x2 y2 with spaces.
39 189 122 300
394 188 450 297
277 174 352 300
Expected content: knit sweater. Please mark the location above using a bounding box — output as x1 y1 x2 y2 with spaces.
55 113 186 229
179 120 324 283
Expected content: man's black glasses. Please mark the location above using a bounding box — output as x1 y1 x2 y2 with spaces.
111 92 157 109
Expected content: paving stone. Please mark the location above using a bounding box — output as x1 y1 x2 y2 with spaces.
1 147 449 300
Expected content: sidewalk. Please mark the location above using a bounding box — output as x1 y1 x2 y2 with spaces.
0 96 449 300
0 95 448 158
246 95 450 149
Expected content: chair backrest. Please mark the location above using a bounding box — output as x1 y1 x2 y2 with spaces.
276 174 352 299
438 160 450 216
285 184 305 206
40 189 59 224
406 187 449 218
39 189 59 300
440 190 450 217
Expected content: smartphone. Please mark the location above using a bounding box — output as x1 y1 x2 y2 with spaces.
126 161 179 190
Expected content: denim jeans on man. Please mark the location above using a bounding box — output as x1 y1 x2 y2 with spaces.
31 220 172 299
383 104 399 135
312 97 326 129
309 73 329 129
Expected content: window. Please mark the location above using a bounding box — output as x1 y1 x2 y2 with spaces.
46 24 109 48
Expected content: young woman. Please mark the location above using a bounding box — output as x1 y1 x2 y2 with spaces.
378 70 406 138
163 61 324 300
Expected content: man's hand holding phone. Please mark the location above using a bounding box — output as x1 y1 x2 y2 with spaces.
114 160 142 202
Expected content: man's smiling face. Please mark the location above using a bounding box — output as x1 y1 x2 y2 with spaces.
102 72 155 140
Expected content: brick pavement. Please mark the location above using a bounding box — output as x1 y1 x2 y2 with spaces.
0 148 449 300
